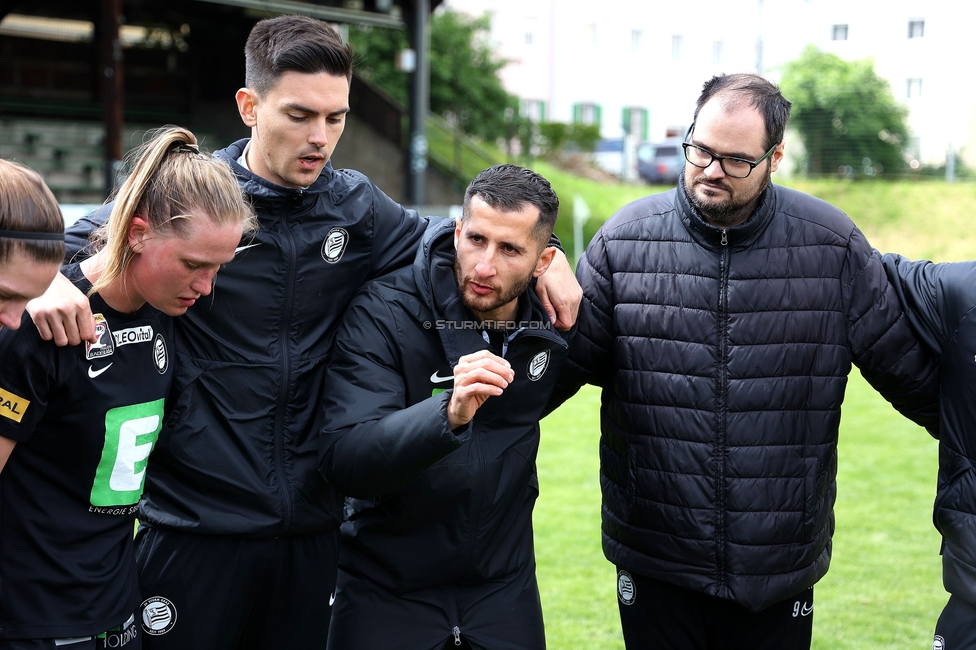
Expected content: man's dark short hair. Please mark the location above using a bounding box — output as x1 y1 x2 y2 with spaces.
245 15 353 97
462 165 560 246
694 73 793 151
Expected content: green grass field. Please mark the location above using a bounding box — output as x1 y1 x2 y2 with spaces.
536 379 943 650
531 177 969 649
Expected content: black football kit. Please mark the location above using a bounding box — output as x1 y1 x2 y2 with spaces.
0 263 172 647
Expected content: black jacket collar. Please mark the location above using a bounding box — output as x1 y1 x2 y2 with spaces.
677 174 777 250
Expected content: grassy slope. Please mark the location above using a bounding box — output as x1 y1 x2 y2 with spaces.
783 178 976 262
540 169 976 264
534 176 969 648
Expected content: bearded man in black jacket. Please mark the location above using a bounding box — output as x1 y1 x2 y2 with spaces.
319 164 570 650
550 73 940 650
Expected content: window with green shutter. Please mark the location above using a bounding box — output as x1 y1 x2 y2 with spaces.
623 107 649 140
573 103 601 126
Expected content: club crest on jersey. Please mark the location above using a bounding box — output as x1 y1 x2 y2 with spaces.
141 596 177 635
321 227 349 264
527 350 550 381
153 333 168 374
85 314 115 360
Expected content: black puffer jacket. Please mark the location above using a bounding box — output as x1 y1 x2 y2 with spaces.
319 217 569 591
883 255 976 605
64 139 429 536
555 179 939 612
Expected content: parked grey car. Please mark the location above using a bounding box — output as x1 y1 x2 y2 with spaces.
637 138 683 185
592 138 626 177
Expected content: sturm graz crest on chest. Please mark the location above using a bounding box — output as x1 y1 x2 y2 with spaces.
152 333 168 375
527 350 550 381
321 227 349 263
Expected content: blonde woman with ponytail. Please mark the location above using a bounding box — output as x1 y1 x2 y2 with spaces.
0 126 255 650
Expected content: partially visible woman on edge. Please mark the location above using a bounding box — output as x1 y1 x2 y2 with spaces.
0 158 65 330
0 126 256 650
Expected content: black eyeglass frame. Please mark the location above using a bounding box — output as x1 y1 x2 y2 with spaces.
681 123 780 179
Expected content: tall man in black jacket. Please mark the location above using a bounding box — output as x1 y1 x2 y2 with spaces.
882 255 976 650
25 17 581 650
550 73 940 649
319 165 569 650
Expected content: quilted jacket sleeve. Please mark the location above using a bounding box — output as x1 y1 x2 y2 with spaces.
364 176 432 280
844 231 940 429
546 229 615 411
880 253 976 358
318 288 464 498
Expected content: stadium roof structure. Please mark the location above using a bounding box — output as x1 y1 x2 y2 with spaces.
1 0 441 201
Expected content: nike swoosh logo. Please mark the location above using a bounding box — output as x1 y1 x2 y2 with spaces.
329 592 335 606
235 243 261 254
800 603 813 616
88 363 113 378
430 371 453 383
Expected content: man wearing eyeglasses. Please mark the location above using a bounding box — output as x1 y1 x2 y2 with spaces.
549 73 939 650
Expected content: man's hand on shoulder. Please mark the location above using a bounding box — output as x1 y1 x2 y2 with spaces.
535 248 581 331
26 272 96 346
447 350 514 430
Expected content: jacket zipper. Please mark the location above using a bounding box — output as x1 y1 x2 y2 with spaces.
447 587 463 646
272 196 300 531
716 229 731 591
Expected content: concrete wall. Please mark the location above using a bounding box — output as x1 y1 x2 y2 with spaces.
331 113 464 209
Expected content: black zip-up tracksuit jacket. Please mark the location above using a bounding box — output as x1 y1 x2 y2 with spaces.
64 139 429 536
550 178 940 613
319 219 570 649
883 254 976 607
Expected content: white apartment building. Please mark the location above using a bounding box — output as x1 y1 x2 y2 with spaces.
444 0 976 170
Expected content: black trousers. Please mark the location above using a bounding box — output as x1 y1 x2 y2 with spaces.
134 524 339 650
934 595 976 650
615 568 814 650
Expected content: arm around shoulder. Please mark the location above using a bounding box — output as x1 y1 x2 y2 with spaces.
26 205 109 346
26 272 95 347
361 175 430 279
535 248 582 331
847 241 940 429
